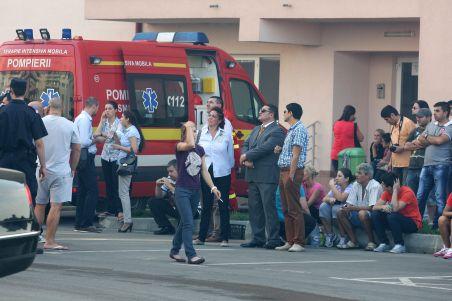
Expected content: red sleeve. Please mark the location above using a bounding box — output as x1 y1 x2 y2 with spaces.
380 191 391 202
398 187 415 205
447 193 452 207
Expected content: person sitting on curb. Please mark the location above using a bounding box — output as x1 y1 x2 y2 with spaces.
433 193 452 259
337 163 382 250
319 168 354 247
371 172 422 254
150 159 179 235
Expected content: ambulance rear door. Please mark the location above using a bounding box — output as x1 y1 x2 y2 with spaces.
121 43 190 154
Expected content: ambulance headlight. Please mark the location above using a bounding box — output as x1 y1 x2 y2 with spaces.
40 28 50 40
16 29 26 41
62 28 72 40
24 29 34 40
226 61 236 69
89 56 102 65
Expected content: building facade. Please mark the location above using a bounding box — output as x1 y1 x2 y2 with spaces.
85 0 451 174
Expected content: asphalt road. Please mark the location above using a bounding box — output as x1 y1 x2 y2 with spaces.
1 223 451 301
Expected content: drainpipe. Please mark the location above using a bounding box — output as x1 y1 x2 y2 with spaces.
135 22 143 33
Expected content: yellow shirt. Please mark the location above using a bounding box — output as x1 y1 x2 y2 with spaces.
390 116 416 168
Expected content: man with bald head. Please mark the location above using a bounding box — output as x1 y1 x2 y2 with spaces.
34 97 81 250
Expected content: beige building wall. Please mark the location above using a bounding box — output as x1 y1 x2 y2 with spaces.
0 0 135 43
83 0 452 173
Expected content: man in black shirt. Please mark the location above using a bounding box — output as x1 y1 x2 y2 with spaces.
0 78 48 205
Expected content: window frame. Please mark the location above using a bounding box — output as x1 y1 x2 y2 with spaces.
126 74 189 128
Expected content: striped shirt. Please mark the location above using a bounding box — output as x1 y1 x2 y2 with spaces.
277 120 308 168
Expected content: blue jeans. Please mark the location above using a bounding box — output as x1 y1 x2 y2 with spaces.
171 187 200 259
405 169 421 195
371 211 418 245
417 164 450 226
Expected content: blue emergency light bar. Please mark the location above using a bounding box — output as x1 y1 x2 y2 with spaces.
24 29 33 40
133 32 209 45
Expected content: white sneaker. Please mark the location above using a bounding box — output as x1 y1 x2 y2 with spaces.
220 241 229 247
337 237 347 248
433 246 449 257
288 244 305 252
275 242 292 251
389 244 406 254
374 243 391 252
38 235 46 244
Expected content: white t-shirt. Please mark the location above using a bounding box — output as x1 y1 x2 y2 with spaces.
41 115 80 175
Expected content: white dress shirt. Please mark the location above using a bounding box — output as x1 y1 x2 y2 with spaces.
74 110 97 154
346 179 382 207
198 126 234 178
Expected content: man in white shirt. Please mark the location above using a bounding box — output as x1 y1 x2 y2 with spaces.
337 163 382 250
73 97 100 233
34 98 81 250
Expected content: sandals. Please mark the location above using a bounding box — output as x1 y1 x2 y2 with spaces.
169 254 186 263
188 256 205 265
44 244 69 251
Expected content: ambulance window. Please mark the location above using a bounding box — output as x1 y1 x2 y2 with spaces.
0 71 74 120
128 75 188 127
230 79 263 125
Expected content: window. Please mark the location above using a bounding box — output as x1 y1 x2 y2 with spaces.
0 71 74 120
233 55 280 107
127 75 188 127
230 79 264 125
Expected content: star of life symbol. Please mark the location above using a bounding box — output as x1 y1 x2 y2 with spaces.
40 88 60 107
142 88 158 113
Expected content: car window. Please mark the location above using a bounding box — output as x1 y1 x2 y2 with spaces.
230 79 263 125
127 75 188 127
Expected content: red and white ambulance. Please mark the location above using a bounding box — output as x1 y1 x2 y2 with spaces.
0 30 267 203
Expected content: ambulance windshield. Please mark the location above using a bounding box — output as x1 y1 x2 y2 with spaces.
0 71 74 120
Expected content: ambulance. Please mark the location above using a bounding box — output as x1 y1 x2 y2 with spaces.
0 29 267 204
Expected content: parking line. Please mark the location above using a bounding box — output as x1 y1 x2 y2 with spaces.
206 260 376 266
45 248 236 255
330 275 452 291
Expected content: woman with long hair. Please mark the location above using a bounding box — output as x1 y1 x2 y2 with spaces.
170 121 221 264
194 107 234 247
111 110 144 233
94 101 123 221
330 105 364 175
319 168 355 247
370 129 386 175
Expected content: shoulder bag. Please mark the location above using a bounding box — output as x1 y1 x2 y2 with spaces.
117 149 138 176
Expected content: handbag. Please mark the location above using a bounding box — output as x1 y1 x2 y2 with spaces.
77 148 89 170
353 123 361 148
117 150 138 176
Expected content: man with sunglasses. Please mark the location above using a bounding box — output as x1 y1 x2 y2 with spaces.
240 105 285 249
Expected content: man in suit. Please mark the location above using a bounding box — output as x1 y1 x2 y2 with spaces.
239 105 285 249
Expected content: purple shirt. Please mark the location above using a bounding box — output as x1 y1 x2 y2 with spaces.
176 145 205 189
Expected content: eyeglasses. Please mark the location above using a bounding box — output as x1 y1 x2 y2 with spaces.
208 114 219 119
259 108 270 113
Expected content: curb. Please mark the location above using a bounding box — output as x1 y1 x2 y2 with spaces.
99 216 441 254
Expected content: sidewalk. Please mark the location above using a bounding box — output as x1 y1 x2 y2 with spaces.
100 216 442 254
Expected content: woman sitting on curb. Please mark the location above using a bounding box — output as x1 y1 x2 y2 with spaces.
371 172 422 254
319 168 354 248
433 193 452 259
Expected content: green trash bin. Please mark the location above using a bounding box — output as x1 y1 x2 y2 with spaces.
338 147 366 174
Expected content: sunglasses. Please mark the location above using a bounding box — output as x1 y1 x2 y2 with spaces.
259 108 270 113
208 114 219 119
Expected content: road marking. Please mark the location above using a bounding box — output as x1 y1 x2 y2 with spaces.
45 248 235 255
331 275 452 291
264 268 310 274
206 260 376 266
57 238 173 242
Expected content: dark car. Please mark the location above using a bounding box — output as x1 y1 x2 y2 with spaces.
0 168 40 277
